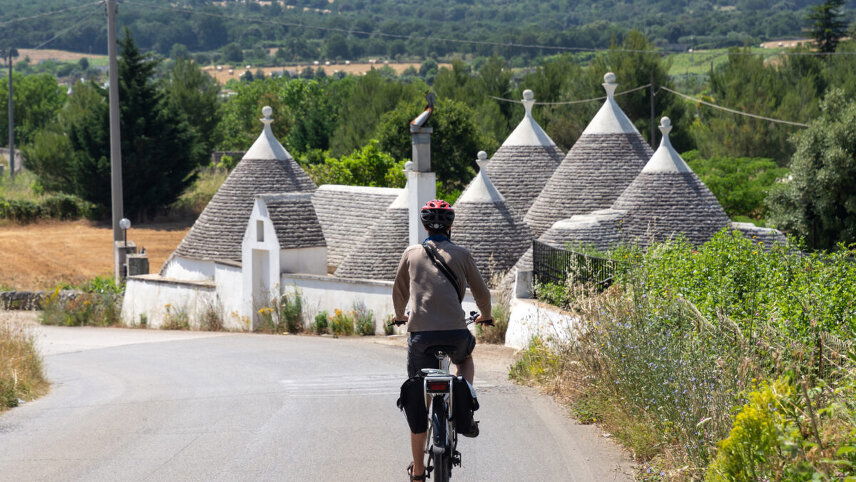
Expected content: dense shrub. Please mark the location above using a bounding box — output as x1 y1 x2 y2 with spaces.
0 194 97 223
313 311 329 334
616 230 856 341
519 230 855 477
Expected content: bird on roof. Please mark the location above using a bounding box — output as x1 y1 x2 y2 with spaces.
411 92 436 127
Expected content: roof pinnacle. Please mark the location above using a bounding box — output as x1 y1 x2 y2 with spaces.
602 72 618 99
659 116 672 136
522 89 535 118
261 105 273 127
476 150 489 170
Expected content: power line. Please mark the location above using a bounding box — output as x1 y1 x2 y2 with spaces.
659 86 809 127
490 84 651 105
31 6 102 50
121 0 856 57
0 1 103 28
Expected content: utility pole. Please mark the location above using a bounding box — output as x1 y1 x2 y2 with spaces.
649 74 656 148
5 49 15 178
106 0 125 281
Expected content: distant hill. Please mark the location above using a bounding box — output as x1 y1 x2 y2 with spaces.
0 0 853 63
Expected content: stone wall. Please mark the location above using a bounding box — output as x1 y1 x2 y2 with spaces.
0 290 83 310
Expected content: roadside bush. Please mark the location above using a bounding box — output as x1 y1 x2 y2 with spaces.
313 311 329 334
329 309 355 336
0 323 48 410
477 286 510 344
199 300 224 331
353 301 375 336
534 281 569 309
161 304 190 330
275 290 304 334
40 288 121 327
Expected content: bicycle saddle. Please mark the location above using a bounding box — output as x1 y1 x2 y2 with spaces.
425 345 458 357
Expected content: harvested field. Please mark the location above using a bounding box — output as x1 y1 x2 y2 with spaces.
17 48 106 64
0 221 189 290
203 62 448 84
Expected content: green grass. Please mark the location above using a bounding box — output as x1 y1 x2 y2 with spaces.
0 171 42 203
1 322 49 410
666 47 790 76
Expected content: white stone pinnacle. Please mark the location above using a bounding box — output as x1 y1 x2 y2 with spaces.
581 72 639 135
457 151 505 204
641 116 692 174
244 105 293 160
476 150 488 170
501 89 555 147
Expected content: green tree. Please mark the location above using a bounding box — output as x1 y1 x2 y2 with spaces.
0 73 65 147
807 0 848 53
329 70 424 156
767 90 856 249
164 58 221 157
25 32 202 220
303 140 405 187
216 77 292 151
683 150 788 221
375 99 490 192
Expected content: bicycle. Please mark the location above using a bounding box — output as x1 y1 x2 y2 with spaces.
390 311 493 481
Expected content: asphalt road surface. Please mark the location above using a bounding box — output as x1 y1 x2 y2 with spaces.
0 325 634 481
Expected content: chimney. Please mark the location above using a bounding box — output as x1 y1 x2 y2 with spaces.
407 93 438 245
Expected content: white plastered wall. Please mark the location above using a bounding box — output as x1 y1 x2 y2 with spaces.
281 273 490 335
121 276 216 328
161 256 216 281
504 297 581 349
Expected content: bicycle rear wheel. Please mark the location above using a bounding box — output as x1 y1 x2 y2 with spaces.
431 398 451 482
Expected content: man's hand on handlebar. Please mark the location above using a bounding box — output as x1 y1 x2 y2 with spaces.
388 315 409 327
475 313 494 327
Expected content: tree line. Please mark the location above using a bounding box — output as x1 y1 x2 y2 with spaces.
5 22 856 250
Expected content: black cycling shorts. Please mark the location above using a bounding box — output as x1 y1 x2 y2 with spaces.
407 329 476 378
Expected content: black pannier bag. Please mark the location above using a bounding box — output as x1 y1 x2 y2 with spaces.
397 376 428 433
452 376 479 435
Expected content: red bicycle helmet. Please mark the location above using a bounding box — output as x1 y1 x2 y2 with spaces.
420 199 455 231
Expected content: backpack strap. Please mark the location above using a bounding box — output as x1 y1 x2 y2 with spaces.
422 241 463 303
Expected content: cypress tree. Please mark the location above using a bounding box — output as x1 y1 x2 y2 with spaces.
807 0 848 54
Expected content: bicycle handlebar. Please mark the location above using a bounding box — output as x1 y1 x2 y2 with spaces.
387 311 494 328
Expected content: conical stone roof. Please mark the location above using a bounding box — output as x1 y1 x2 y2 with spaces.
524 73 653 237
174 107 316 262
611 117 730 247
485 90 563 216
335 187 409 281
453 152 531 281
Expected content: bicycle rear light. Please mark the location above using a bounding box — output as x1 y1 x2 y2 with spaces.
426 380 450 392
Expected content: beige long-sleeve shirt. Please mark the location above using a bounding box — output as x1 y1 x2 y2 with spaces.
392 239 492 332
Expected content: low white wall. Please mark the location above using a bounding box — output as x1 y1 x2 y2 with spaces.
121 275 217 329
161 256 216 281
504 297 580 350
281 274 487 335
215 263 245 329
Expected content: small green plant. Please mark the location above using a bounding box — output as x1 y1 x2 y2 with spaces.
138 313 148 328
383 315 395 336
313 311 329 334
534 281 569 309
276 290 304 334
509 338 563 385
329 309 355 336
477 289 510 344
161 304 190 330
199 300 224 331
353 301 375 336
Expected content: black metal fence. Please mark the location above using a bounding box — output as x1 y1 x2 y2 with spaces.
532 240 616 289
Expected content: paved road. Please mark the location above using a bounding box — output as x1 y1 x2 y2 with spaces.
0 326 633 481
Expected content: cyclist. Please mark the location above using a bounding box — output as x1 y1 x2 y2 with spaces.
392 199 493 481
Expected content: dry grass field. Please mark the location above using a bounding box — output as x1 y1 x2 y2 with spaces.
0 221 189 290
203 62 448 84
17 48 106 64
